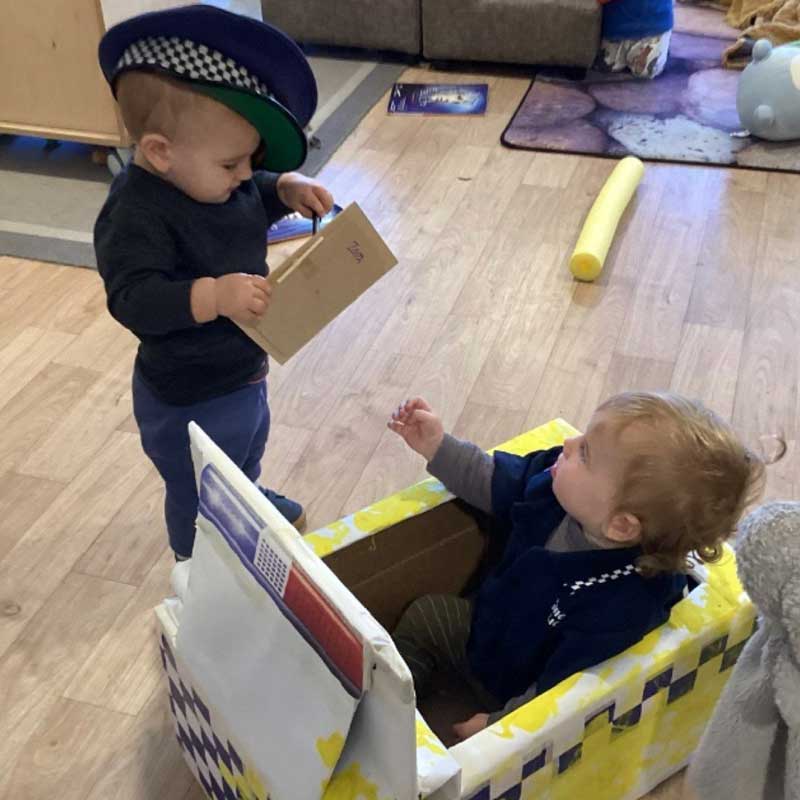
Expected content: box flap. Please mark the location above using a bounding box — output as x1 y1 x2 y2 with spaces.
174 422 422 800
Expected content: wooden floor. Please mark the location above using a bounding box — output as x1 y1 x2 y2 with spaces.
1 65 798 799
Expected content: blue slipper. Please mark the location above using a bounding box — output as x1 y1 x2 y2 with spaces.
259 487 306 531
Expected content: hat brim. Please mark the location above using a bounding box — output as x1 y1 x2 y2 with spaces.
191 83 307 173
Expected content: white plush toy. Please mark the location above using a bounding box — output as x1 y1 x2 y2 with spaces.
687 501 800 800
737 39 800 141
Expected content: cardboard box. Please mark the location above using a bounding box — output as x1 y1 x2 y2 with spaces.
155 420 757 800
238 202 398 363
323 501 484 632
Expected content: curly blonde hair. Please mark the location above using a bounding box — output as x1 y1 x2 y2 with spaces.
597 391 766 576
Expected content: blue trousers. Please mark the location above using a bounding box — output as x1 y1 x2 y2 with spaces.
132 367 270 557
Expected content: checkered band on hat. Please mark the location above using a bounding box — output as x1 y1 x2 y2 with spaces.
115 36 270 98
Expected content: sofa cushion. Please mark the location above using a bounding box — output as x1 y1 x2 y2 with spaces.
422 0 601 67
262 0 422 55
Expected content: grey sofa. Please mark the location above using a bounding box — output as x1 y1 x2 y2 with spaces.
423 0 600 67
263 0 601 68
262 0 422 56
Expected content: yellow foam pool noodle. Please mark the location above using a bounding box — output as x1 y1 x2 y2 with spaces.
570 156 644 282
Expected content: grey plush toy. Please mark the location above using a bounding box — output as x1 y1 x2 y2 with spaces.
737 40 800 142
687 501 800 800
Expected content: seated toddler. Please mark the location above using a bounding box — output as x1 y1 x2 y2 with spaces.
388 391 765 739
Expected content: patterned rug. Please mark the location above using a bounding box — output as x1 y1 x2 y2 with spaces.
501 25 800 172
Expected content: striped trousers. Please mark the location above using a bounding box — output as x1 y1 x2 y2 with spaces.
393 594 493 704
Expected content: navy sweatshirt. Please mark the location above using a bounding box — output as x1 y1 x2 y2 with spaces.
94 164 291 405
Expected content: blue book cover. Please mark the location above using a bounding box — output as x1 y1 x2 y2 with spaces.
387 83 488 115
267 204 344 243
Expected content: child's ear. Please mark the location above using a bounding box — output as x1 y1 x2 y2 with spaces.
606 512 642 544
138 133 172 173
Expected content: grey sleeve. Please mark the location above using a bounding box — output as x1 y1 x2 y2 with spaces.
486 683 539 725
426 434 494 513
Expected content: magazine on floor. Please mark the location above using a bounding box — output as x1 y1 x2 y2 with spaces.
387 83 488 115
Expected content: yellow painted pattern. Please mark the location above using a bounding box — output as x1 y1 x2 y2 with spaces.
317 731 347 769
416 718 447 755
214 753 270 800
703 550 745 606
543 694 672 800
233 773 257 800
352 481 450 533
305 519 353 558
317 731 348 797
322 762 387 800
493 674 583 740
488 418 580 457
240 766 268 800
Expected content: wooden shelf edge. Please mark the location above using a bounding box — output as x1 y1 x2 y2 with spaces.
0 122 129 148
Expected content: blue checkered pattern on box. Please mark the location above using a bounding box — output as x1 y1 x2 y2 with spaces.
160 635 262 800
463 620 758 800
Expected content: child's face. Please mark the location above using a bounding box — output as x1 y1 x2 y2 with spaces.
159 99 261 204
550 409 639 542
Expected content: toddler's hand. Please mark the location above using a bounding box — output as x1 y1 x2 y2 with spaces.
453 713 490 741
276 172 334 219
215 273 271 323
388 397 444 462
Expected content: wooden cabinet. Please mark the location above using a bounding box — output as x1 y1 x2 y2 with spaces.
0 0 262 148
0 0 131 146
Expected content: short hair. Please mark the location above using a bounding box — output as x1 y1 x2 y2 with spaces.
115 70 205 141
597 391 766 576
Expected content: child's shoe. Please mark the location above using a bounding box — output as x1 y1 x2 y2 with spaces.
259 487 306 531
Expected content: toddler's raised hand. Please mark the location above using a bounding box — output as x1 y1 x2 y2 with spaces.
215 273 272 323
388 397 444 462
276 172 334 219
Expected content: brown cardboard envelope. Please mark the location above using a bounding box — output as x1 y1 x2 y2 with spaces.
237 202 398 364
